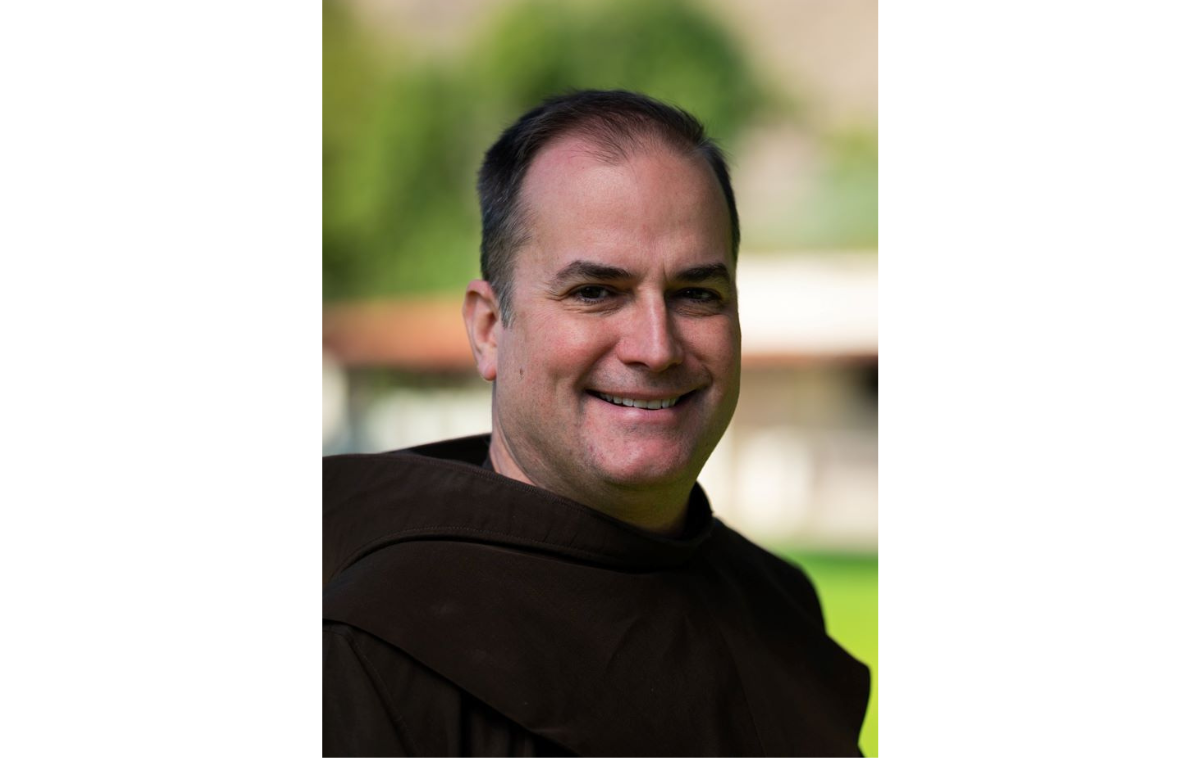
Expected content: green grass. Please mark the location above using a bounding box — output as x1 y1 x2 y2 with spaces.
776 549 878 757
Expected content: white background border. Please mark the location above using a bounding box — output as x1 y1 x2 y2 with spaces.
2 1 1197 755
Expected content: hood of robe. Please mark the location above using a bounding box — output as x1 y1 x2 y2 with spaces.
324 434 869 757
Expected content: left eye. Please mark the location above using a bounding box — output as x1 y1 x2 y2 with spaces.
678 288 718 302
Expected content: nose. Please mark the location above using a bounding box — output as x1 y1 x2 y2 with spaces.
616 295 684 372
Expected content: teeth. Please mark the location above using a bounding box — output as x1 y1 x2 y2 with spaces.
598 392 682 409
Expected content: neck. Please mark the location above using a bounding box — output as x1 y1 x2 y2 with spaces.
487 433 691 537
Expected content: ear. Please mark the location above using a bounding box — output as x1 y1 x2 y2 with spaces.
462 279 501 381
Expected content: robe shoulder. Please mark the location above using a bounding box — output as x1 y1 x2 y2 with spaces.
324 621 570 757
323 439 869 756
324 529 868 756
707 521 828 630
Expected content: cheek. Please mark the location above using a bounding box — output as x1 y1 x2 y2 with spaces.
683 318 741 371
539 321 614 378
499 319 612 393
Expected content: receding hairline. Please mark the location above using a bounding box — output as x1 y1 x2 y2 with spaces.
511 130 735 257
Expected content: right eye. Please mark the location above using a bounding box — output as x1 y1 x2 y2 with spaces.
572 285 613 303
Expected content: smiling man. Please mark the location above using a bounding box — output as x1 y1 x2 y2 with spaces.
465 124 741 537
324 90 870 757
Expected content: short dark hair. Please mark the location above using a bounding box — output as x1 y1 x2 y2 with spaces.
477 89 740 323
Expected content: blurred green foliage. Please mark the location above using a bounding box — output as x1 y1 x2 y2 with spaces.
796 128 879 249
324 0 877 302
463 0 765 145
324 1 481 300
323 0 769 302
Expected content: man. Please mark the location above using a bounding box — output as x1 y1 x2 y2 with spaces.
324 90 870 756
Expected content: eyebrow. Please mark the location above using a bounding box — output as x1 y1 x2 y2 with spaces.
675 263 732 285
550 260 634 287
550 260 732 287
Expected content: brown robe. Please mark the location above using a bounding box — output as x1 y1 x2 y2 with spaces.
324 435 869 756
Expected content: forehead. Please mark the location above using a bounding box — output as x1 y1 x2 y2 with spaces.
515 134 733 277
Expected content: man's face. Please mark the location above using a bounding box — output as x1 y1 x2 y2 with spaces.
489 136 740 503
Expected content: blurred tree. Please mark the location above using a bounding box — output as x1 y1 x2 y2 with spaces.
323 0 770 302
324 0 386 299
462 0 765 145
797 127 878 249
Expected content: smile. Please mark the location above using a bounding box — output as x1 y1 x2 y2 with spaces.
593 392 685 410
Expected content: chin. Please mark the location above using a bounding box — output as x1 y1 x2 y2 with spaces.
592 444 699 490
